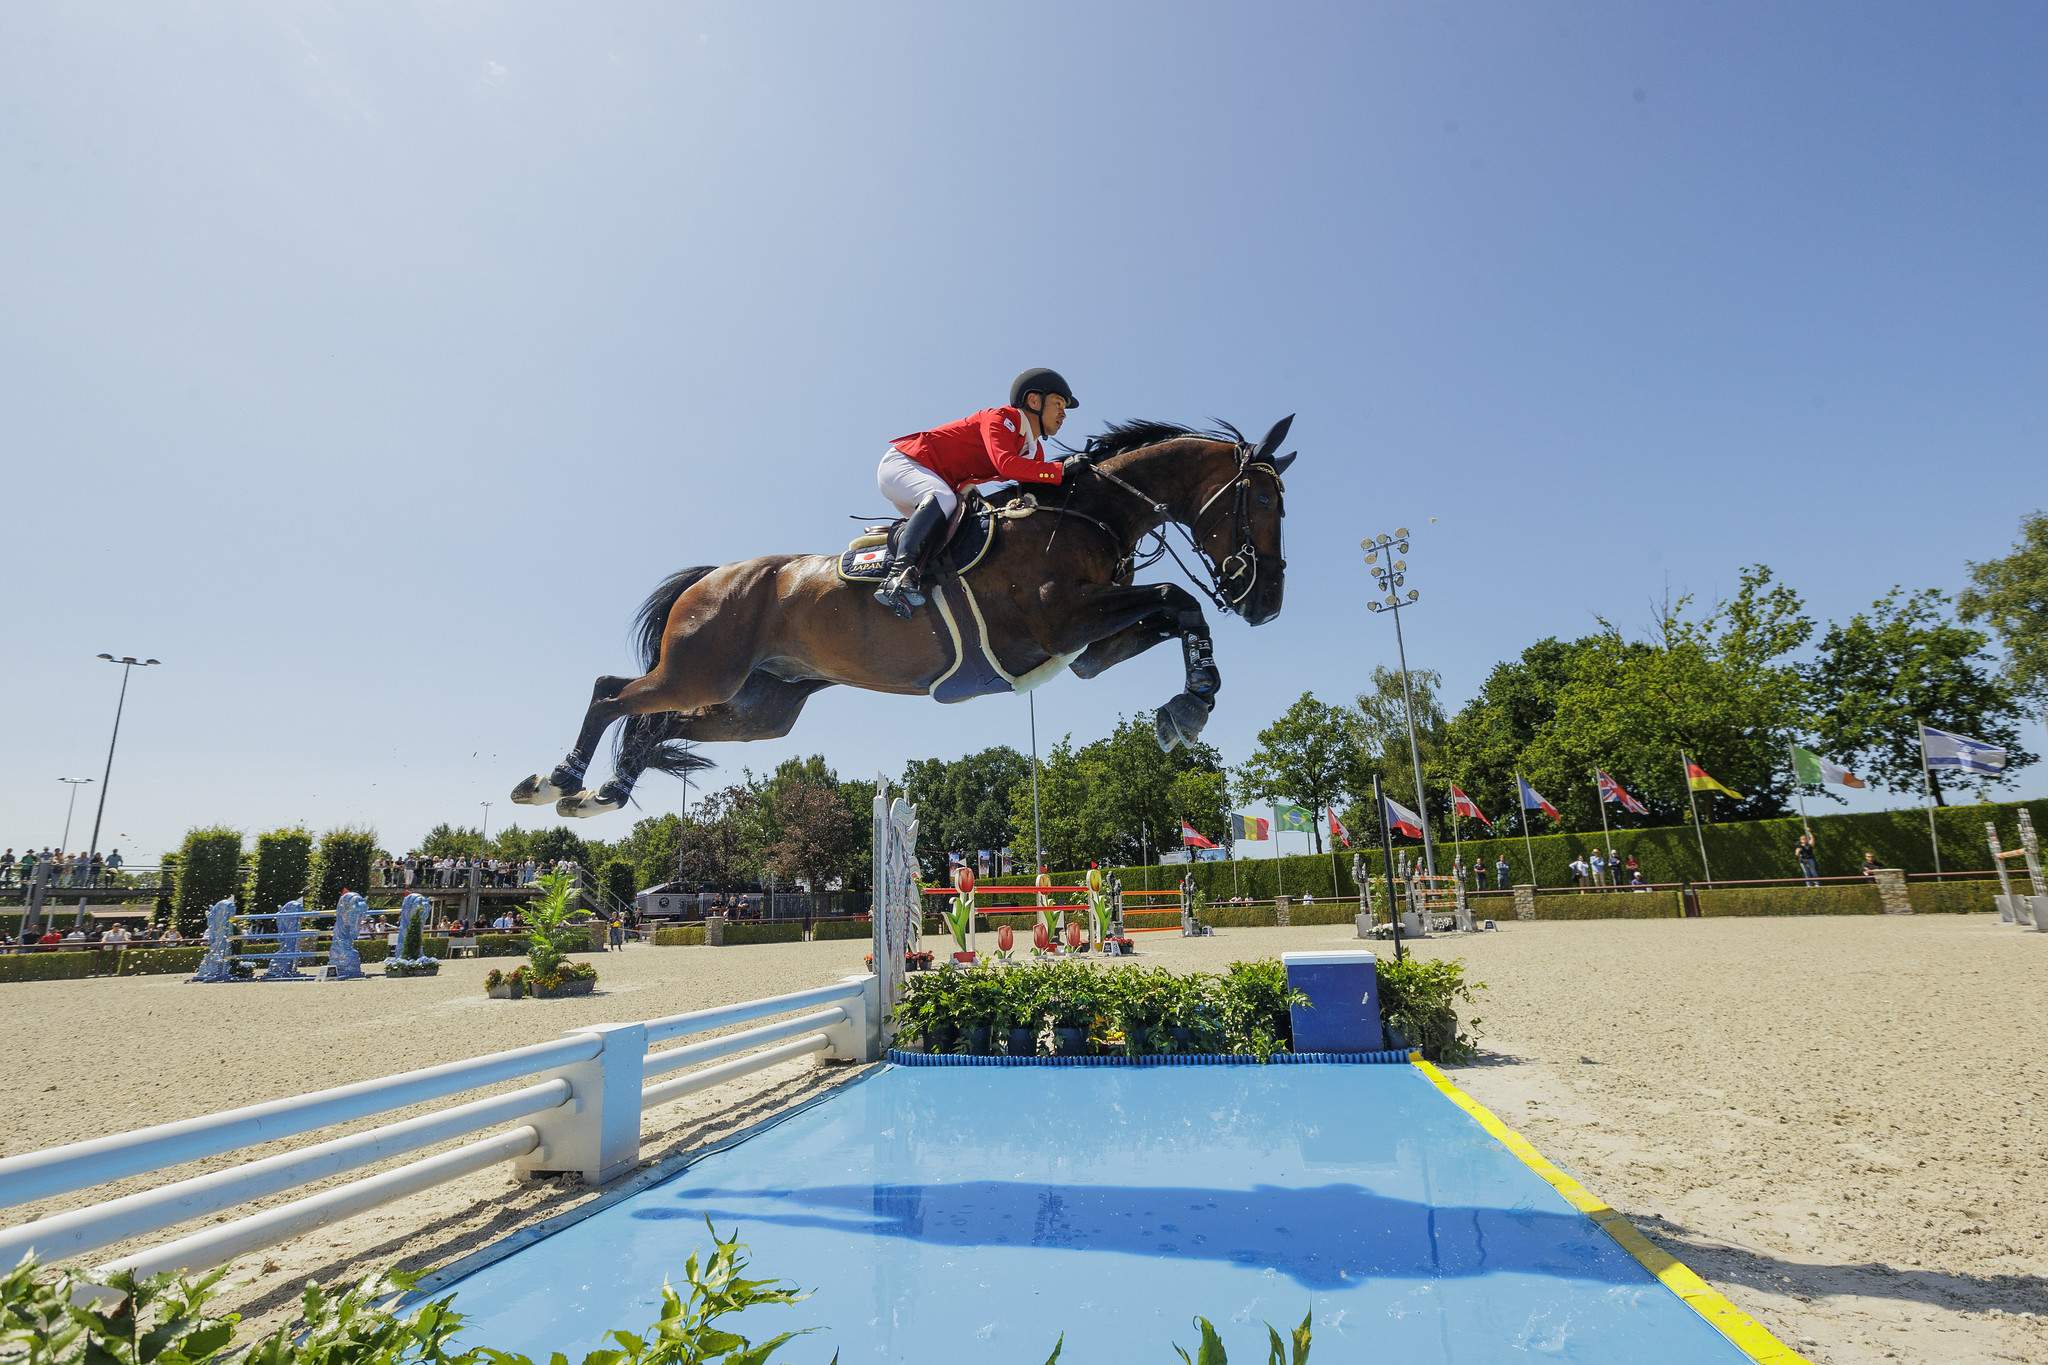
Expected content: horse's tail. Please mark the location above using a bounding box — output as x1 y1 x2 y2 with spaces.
634 566 717 670
619 566 720 786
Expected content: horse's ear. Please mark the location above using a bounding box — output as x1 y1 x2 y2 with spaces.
1273 450 1297 474
1256 414 1295 461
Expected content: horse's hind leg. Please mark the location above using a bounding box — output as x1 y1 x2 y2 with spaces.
559 673 833 817
510 674 634 807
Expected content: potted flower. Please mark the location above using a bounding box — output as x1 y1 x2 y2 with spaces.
1044 961 1099 1056
1004 968 1042 1056
384 899 441 978
890 968 962 1054
484 967 525 1000
493 871 598 1000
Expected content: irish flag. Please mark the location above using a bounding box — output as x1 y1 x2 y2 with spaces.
1791 746 1865 789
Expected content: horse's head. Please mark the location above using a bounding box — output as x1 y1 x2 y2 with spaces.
1189 415 1293 626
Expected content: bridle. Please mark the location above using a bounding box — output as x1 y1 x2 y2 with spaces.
1058 441 1287 615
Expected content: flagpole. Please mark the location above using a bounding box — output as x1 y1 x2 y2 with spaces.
1515 771 1538 885
1327 811 1339 897
1788 741 1812 836
1682 750 1714 884
1374 773 1404 962
1916 722 1942 875
1272 805 1284 901
1592 769 1614 887
1449 779 1463 887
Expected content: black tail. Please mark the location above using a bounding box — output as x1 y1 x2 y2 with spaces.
634 565 718 671
618 566 722 795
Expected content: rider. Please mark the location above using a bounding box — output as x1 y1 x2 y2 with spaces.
872 367 1078 618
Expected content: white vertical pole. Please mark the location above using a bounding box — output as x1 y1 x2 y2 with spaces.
1917 723 1943 876
1682 752 1714 884
1515 772 1538 885
1593 769 1613 886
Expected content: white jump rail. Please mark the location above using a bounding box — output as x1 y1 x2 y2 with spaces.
0 973 880 1282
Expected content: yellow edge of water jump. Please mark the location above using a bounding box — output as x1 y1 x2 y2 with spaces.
1408 1055 1812 1365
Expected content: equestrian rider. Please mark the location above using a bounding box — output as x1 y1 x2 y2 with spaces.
872 367 1078 618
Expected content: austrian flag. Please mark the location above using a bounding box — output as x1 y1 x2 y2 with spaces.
1179 821 1217 850
1382 795 1425 841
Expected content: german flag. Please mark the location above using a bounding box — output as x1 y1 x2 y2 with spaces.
1686 761 1742 800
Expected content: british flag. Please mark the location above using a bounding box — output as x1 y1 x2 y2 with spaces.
1597 770 1648 815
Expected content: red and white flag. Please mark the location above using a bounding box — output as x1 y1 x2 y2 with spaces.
1450 783 1494 829
1382 795 1425 841
1327 808 1352 848
1180 821 1217 850
1597 770 1648 815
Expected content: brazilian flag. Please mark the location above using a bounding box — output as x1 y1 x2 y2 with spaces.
1273 802 1315 833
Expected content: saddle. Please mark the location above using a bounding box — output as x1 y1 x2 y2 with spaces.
836 496 999 585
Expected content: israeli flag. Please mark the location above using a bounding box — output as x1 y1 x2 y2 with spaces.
1920 723 2007 775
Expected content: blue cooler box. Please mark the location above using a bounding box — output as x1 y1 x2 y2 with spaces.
1282 950 1384 1052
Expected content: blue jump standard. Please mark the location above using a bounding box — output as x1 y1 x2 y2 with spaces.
437 1064 1752 1363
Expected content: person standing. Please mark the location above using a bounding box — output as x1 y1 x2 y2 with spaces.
1589 850 1607 887
1796 832 1820 889
1494 855 1510 889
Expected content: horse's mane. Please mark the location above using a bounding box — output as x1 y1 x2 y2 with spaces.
1080 418 1245 462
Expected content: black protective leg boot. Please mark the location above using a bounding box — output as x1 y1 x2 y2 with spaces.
873 496 948 619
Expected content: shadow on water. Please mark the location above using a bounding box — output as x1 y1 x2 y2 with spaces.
632 1179 1646 1291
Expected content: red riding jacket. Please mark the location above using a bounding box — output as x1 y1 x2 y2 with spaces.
889 407 1065 491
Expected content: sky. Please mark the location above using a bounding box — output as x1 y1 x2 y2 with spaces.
3 2 2044 862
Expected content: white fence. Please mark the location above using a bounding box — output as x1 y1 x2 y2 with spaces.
0 974 879 1282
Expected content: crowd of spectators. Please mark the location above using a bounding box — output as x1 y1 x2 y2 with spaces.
0 847 128 888
11 919 182 949
370 854 579 889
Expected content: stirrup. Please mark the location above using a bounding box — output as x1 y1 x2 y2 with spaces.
873 571 925 619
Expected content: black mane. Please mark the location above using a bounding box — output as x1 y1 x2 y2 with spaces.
1081 418 1245 461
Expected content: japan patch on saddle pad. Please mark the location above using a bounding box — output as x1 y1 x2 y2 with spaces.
836 502 1075 703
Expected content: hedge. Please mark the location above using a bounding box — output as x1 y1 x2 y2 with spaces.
810 917 871 941
719 921 805 945
1201 904 1280 928
653 925 706 946
1527 891 1685 921
1286 900 1356 926
1695 883 1883 917
117 946 207 976
981 796 2048 903
0 952 97 983
1911 881 2003 915
247 828 313 918
305 828 377 912
171 828 244 937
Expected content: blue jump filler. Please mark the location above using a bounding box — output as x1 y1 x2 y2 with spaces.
1282 949 1385 1052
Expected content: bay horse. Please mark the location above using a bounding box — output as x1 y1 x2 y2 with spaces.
512 415 1295 817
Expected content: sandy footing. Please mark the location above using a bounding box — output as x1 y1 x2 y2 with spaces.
4 917 2043 1362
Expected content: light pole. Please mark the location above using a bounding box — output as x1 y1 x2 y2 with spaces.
80 655 160 922
480 801 493 844
58 778 94 850
1364 531 1436 876
1028 693 1043 873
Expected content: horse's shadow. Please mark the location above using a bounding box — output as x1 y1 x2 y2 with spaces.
631 1178 1645 1291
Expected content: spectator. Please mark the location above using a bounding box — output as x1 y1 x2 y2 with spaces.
492 910 517 932
161 924 185 943
1796 832 1820 889
1624 854 1641 883
521 858 537 885
103 924 132 946
0 849 14 886
1494 856 1510 889
62 926 88 942
38 928 63 945
608 913 627 949
1861 851 1880 879
89 851 105 886
1589 850 1607 887
106 848 124 873
1568 855 1589 888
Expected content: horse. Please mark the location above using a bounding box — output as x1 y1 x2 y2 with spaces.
512 415 1296 817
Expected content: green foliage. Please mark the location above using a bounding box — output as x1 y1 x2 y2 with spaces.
525 826 590 868
0 1225 821 1365
719 921 805 945
1218 960 1304 1061
1376 957 1486 1063
1237 690 1366 855
1351 666 1445 829
1807 585 2035 802
616 813 684 891
761 769 863 892
808 916 871 941
117 945 208 975
0 951 96 983
1694 883 1882 916
521 872 592 980
1173 1310 1311 1365
418 822 486 858
902 746 1031 872
1008 717 1229 870
171 827 244 936
603 858 638 910
304 828 376 911
1959 510 2048 710
653 924 707 946
246 828 313 918
401 907 425 960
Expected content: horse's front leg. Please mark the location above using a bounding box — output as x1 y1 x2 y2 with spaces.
1045 583 1219 751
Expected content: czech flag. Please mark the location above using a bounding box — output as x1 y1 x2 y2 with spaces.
1382 795 1425 841
1230 812 1271 841
1518 776 1560 821
1180 821 1218 850
1450 783 1494 829
1597 770 1648 815
1327 808 1352 848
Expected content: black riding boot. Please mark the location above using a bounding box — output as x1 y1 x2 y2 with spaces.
873 496 948 619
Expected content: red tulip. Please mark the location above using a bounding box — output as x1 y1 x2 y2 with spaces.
954 866 976 893
1033 923 1051 951
997 924 1015 951
1065 922 1084 950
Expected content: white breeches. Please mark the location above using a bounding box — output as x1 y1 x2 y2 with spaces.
877 448 959 519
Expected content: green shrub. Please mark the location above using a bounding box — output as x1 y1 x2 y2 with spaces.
305 828 377 910
1377 957 1486 1063
247 827 313 917
154 851 179 928
1218 960 1303 1060
0 952 96 983
359 939 390 964
1694 883 1882 917
602 858 637 910
169 827 244 937
720 921 805 945
1909 880 2003 914
1202 904 1279 928
476 933 528 957
1528 891 1684 921
117 946 207 976
809 916 871 941
653 925 706 946
1285 899 1356 925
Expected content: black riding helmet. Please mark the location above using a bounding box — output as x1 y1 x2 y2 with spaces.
1010 367 1078 411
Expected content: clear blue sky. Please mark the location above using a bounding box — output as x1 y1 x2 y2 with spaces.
4 3 2043 860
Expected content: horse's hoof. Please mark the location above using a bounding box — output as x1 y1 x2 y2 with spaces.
511 773 564 805
1153 693 1213 751
555 788 625 819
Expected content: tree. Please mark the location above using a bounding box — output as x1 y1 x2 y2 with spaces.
901 747 1030 871
1236 692 1363 853
762 777 863 890
525 827 589 867
1959 511 2048 714
418 823 485 858
675 784 768 887
1440 637 1605 837
1352 668 1446 835
1807 586 2036 803
615 813 685 890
